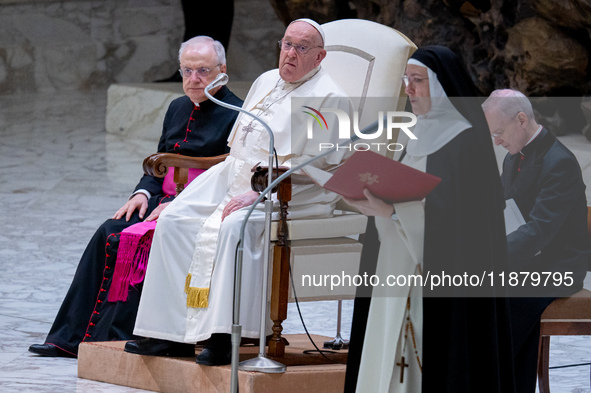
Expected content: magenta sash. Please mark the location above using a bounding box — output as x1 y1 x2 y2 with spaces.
109 167 204 302
108 221 157 302
162 167 205 195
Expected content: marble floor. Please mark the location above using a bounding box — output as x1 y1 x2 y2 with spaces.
0 89 589 392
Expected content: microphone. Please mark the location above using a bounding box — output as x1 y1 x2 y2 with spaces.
206 72 229 92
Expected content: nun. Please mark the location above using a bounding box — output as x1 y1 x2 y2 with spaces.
343 46 516 393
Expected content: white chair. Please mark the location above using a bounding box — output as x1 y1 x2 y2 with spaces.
264 19 417 357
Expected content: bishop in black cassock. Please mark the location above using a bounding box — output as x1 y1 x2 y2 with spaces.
30 89 242 357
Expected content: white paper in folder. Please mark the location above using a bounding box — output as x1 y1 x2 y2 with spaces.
504 198 526 235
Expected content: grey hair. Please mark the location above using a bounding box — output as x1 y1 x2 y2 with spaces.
482 89 536 121
178 36 226 65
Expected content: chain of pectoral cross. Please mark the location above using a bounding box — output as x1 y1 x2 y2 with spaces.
397 297 422 383
239 79 295 145
239 69 321 145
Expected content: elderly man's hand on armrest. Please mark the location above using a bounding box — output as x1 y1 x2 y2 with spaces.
221 190 260 221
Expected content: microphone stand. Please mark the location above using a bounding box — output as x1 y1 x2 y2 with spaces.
204 74 285 393
206 74 383 393
222 119 379 393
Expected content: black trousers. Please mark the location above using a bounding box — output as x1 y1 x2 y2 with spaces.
44 199 161 355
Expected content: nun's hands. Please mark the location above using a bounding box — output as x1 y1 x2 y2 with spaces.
343 189 395 218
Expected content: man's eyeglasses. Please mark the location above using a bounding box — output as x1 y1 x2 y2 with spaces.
179 64 221 79
491 128 507 139
278 40 322 55
401 75 428 87
491 112 520 139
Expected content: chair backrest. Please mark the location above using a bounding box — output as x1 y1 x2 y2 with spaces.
321 19 416 156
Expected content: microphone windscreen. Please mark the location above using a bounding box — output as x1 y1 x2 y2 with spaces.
210 73 229 90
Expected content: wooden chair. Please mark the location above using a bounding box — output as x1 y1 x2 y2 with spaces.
537 206 591 392
143 19 416 358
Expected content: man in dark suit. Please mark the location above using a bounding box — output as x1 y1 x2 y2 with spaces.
482 89 590 392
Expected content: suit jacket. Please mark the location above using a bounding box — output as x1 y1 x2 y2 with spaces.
502 127 590 297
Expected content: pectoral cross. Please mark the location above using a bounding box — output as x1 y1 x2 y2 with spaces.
240 121 255 145
397 356 409 383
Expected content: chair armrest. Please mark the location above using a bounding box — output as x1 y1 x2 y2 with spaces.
251 165 292 248
250 164 362 214
142 152 228 196
143 152 229 177
250 165 291 194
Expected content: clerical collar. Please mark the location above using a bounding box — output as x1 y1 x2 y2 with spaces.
519 124 543 155
191 85 228 109
524 125 543 147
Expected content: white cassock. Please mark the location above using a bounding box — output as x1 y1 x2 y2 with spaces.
134 66 350 343
356 154 425 393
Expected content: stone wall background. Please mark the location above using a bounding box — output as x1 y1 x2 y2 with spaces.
7 0 587 97
0 0 183 94
270 0 591 137
2 0 589 136
270 0 591 97
0 0 284 95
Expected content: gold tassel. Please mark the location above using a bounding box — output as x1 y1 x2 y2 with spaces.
186 287 210 308
185 273 209 308
185 274 192 294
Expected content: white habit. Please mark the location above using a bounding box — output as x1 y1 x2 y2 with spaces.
355 154 425 393
355 60 473 392
134 67 350 343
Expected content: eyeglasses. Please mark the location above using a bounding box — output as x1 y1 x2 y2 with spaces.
491 113 520 139
178 64 221 78
401 75 428 87
278 40 322 55
491 129 506 139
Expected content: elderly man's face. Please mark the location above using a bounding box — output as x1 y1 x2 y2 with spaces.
485 110 530 155
180 43 226 103
278 22 326 83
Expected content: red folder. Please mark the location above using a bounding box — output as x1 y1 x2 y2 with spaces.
305 150 441 204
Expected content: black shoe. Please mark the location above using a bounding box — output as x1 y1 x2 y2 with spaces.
28 343 76 358
124 337 195 357
196 333 231 366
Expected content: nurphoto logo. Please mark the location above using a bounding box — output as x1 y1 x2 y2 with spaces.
303 107 418 152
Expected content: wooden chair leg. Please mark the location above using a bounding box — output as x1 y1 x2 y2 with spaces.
267 178 291 358
537 335 551 393
268 242 290 357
